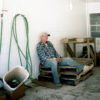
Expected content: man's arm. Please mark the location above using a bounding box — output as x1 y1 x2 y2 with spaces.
37 45 48 64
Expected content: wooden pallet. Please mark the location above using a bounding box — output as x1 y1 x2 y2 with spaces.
37 59 94 87
37 70 93 87
61 38 96 66
61 70 93 86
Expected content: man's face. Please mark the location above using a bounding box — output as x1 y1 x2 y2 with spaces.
41 35 48 42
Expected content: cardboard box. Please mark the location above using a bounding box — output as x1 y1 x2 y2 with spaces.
6 84 25 100
0 90 6 100
0 95 6 100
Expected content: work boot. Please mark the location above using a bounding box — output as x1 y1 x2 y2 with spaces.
83 64 94 73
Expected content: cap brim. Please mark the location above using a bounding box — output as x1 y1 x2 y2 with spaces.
47 34 50 36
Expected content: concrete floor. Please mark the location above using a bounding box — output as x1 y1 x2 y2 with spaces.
20 67 100 100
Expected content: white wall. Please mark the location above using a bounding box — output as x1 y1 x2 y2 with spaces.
0 0 87 78
0 0 3 12
88 0 100 13
87 0 100 52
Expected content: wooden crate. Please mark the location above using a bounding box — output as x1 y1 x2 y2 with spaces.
61 38 96 66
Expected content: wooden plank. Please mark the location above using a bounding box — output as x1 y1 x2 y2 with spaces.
59 66 79 74
89 46 95 60
61 72 77 76
72 58 92 61
61 78 76 81
73 43 76 57
67 44 75 57
80 70 93 81
61 38 69 43
64 44 68 56
40 70 52 73
59 66 77 69
61 38 95 43
87 39 90 58
61 78 79 86
75 38 86 42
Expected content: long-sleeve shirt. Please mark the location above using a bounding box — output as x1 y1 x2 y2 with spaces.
37 41 60 65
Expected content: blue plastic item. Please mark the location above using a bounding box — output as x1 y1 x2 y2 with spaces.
0 80 3 88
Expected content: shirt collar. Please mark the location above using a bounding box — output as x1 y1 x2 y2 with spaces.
40 41 48 45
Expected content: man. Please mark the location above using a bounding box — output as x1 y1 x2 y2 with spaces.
37 32 91 87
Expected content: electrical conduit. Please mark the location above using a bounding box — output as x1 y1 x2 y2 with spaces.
0 14 3 53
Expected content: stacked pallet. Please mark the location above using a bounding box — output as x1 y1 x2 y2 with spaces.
36 67 58 89
36 58 94 88
60 65 93 85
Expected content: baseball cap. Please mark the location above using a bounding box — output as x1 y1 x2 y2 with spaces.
40 32 50 37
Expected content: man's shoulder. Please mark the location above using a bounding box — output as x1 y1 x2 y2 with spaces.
37 41 53 48
47 41 53 46
37 41 42 45
37 41 43 48
47 41 52 44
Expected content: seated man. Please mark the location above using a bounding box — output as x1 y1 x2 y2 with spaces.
37 32 90 87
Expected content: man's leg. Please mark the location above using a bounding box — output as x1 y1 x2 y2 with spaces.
58 57 84 72
44 59 60 84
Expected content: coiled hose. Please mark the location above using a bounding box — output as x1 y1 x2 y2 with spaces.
8 14 33 80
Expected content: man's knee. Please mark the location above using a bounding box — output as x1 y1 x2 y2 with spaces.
47 60 58 76
62 57 72 61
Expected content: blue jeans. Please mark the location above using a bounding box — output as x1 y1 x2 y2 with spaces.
43 57 84 84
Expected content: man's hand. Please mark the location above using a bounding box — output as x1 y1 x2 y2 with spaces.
56 57 61 63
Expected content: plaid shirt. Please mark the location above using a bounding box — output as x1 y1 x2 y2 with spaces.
37 41 60 65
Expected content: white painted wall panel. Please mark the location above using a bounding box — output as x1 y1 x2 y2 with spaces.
0 0 87 78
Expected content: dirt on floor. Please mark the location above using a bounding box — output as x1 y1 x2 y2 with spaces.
20 67 100 100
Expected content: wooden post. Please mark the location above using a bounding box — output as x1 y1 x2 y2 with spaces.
87 39 90 58
94 38 96 66
64 43 68 56
73 43 76 57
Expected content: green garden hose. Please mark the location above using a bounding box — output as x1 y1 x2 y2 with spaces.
8 14 33 79
0 14 3 53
